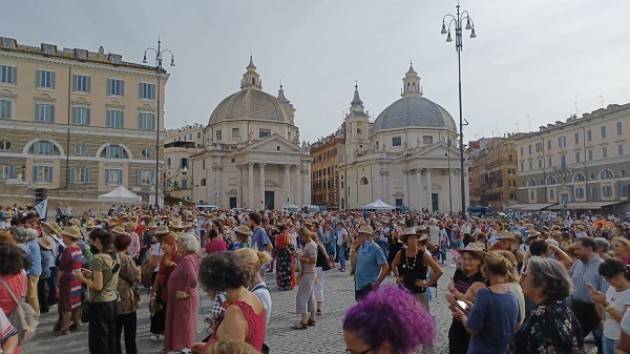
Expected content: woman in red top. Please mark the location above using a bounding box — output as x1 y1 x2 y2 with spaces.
0 244 28 317
55 226 84 335
150 233 180 340
193 253 266 353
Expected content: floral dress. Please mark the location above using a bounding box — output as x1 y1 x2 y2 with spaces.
510 299 585 354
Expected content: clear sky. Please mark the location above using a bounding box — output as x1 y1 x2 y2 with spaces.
4 0 630 143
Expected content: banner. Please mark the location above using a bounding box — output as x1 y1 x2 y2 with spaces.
35 198 48 220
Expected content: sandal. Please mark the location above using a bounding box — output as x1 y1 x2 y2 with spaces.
291 322 308 330
307 319 316 326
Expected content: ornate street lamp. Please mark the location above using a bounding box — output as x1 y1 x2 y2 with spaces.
143 39 175 208
441 1 477 216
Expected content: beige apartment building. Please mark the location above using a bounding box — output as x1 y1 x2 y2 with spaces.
0 36 168 209
310 128 344 209
163 124 205 202
515 103 630 212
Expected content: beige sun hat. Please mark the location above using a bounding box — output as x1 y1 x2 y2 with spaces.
61 226 83 240
111 225 129 236
357 224 374 236
234 225 253 236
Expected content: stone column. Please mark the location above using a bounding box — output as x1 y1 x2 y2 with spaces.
284 164 291 205
259 163 266 209
417 169 423 211
403 170 411 208
248 162 254 208
380 171 387 200
426 168 432 211
383 171 389 204
296 164 302 207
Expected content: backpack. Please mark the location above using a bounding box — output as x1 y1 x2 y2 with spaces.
0 278 38 343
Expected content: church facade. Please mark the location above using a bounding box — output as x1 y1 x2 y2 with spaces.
190 58 311 209
338 65 469 212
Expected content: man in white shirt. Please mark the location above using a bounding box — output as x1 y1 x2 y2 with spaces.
336 221 349 271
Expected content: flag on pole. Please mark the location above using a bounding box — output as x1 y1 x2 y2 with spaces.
35 198 48 220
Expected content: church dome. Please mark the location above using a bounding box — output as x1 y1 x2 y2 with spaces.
209 88 290 125
373 96 456 132
208 57 293 126
372 64 457 133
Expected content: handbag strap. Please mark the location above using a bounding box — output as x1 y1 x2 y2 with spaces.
0 278 19 306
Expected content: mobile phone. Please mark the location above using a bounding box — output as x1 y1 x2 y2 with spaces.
456 300 469 312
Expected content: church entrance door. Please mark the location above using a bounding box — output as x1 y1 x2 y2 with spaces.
229 197 237 209
264 191 275 210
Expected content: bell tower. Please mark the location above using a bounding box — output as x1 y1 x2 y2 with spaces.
402 61 422 97
241 55 262 90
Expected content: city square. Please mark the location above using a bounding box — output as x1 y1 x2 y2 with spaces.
2 1 630 354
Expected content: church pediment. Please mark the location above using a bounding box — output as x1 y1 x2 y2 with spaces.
412 141 460 158
244 134 302 153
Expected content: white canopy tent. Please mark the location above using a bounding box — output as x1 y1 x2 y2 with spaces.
98 186 142 204
360 199 396 211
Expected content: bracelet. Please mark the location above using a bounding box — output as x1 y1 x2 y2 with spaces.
604 303 614 312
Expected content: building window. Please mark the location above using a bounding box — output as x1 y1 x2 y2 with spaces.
619 144 624 156
141 148 152 158
601 126 607 138
0 141 10 151
105 169 123 185
30 141 58 155
574 173 586 182
139 83 155 100
588 149 593 161
546 175 557 185
528 145 532 154
232 128 240 138
74 144 86 155
105 109 124 129
575 188 585 199
558 136 566 148
392 136 402 147
0 65 17 84
520 147 524 156
0 99 12 119
538 159 542 169
167 158 171 167
360 177 368 185
617 121 623 136
423 136 433 144
180 158 188 169
34 103 54 123
575 151 580 163
546 140 551 150
600 169 614 180
137 170 155 186
259 128 271 138
71 106 91 125
536 143 543 153
72 75 91 92
548 157 552 167
69 167 90 184
0 164 16 181
101 145 128 159
602 185 613 198
602 146 608 159
520 162 524 171
36 70 55 89
138 112 155 130
587 129 592 142
33 166 53 184
106 79 124 96
202 160 205 170
574 132 579 145
200 178 206 186
560 155 566 169
181 179 188 189
529 161 533 170
215 130 222 141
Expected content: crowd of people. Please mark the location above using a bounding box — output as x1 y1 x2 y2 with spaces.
1 203 630 354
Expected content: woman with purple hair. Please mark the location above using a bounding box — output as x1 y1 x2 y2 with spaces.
343 285 436 354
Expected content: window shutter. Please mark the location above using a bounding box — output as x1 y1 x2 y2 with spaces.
32 166 36 182
86 108 91 125
86 77 91 92
47 167 53 182
86 168 91 183
120 81 124 96
107 79 111 95
50 72 55 88
136 171 142 185
69 167 75 183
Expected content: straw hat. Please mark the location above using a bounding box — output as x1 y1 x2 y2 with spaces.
575 224 588 231
400 228 422 243
84 219 96 230
456 241 486 256
38 236 54 250
357 224 374 236
42 221 62 236
68 218 81 227
154 225 170 235
496 232 520 243
111 226 129 236
61 226 83 240
234 225 252 236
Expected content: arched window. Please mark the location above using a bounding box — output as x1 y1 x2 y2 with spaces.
100 144 129 159
599 169 614 180
527 178 537 187
546 175 557 185
573 173 586 183
360 177 369 185
29 140 60 155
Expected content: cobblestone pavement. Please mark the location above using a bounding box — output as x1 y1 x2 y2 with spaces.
23 260 595 354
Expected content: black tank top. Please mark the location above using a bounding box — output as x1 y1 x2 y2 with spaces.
397 249 428 294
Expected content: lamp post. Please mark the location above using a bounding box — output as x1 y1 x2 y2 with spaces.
441 1 476 216
143 39 175 208
447 140 453 214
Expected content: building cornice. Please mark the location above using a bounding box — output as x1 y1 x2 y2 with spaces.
0 120 158 140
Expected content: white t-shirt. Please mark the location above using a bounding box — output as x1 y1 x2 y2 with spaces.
252 282 272 326
429 226 440 244
603 287 630 340
150 243 163 272
337 228 348 246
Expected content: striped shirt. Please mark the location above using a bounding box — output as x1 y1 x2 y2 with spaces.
571 255 608 303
